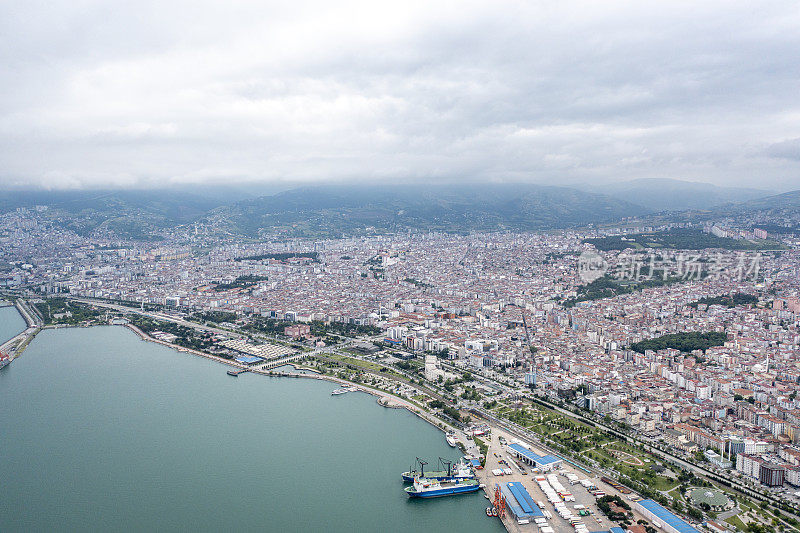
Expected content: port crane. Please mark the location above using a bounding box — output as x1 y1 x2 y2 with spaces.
415 457 428 477
439 457 452 477
492 484 506 518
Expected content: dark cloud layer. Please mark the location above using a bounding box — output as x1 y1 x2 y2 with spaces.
1 1 799 190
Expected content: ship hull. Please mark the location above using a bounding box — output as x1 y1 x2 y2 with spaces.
406 484 481 498
401 471 473 482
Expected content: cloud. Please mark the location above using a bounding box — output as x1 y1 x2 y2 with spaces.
1 0 799 190
766 137 800 162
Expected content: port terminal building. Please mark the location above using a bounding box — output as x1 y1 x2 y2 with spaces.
507 443 563 472
501 482 545 524
589 528 625 533
633 499 700 533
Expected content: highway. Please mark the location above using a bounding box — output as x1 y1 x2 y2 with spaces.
69 297 250 338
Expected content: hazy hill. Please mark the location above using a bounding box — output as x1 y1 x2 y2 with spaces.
0 183 654 239
586 178 771 212
0 189 225 239
212 183 650 237
734 188 800 212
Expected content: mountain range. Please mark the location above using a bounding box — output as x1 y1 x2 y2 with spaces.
581 178 772 212
210 183 649 237
0 180 797 240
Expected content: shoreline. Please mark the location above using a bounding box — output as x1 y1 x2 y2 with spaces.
123 323 458 436
12 318 455 437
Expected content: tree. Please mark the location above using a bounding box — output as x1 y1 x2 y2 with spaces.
687 508 703 521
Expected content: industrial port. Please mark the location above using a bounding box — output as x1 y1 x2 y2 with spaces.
440 425 703 533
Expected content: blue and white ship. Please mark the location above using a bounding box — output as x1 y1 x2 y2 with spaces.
405 477 481 498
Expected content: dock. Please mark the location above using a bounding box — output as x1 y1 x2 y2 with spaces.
0 299 45 360
473 425 648 533
227 369 249 376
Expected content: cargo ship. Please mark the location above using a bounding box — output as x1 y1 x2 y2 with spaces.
402 458 474 482
405 477 481 498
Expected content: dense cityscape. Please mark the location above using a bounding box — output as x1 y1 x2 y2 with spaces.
2 201 800 533
4 2 800 532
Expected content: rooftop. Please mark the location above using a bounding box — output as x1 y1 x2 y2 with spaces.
637 499 700 533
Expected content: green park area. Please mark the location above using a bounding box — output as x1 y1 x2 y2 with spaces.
493 400 681 496
630 331 727 354
33 298 102 326
583 229 784 251
316 353 403 379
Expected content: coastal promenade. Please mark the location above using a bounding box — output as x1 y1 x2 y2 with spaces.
124 322 464 438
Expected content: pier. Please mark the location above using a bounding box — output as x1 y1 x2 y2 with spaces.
253 352 305 370
0 299 44 359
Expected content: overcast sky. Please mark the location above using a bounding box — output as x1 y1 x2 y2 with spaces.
1 1 799 191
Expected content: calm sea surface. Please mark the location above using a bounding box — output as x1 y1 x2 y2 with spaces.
0 321 503 532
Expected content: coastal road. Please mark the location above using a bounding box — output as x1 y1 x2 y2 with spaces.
312 353 453 406
1 299 43 358
15 298 42 327
68 298 249 339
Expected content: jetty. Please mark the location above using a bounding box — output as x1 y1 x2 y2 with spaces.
0 299 44 360
253 352 305 370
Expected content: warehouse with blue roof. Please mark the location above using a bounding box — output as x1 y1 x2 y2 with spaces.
634 499 700 533
507 443 562 471
500 482 544 524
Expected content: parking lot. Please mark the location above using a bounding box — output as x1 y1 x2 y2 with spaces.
476 427 647 533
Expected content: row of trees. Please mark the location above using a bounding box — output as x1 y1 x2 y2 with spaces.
584 229 779 251
234 252 319 262
689 292 758 308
